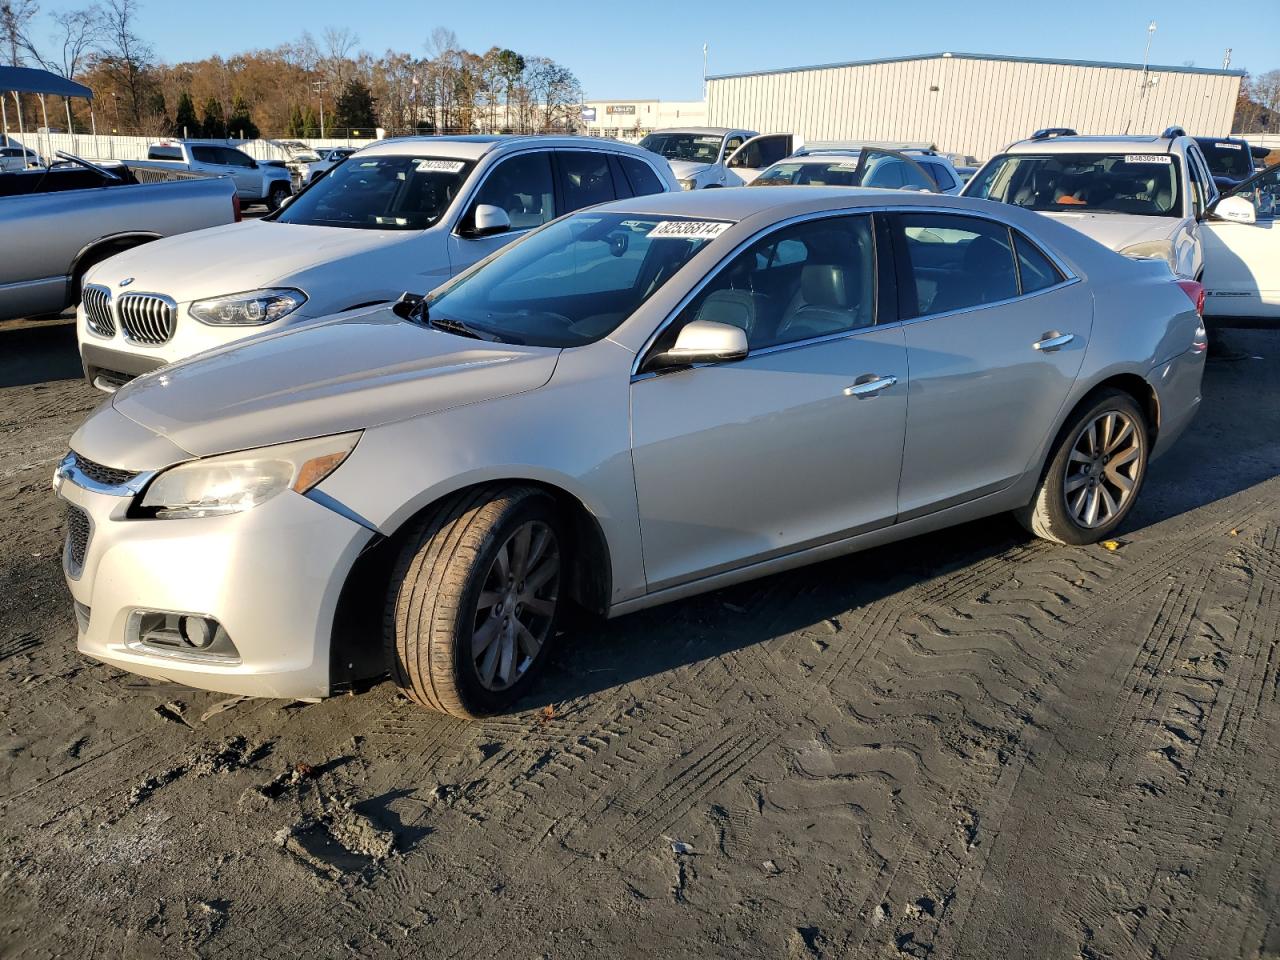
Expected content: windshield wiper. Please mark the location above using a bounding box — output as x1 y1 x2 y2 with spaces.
427 314 503 342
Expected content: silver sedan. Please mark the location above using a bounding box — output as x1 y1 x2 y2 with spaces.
55 187 1208 716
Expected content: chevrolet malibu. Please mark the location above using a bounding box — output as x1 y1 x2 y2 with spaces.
55 188 1207 717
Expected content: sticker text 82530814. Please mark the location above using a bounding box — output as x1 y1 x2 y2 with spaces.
647 221 733 241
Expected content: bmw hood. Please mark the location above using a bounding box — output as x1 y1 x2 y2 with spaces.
1035 212 1176 252
667 159 712 181
81 220 418 303
83 307 560 460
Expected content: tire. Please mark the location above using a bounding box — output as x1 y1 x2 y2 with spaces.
1016 389 1150 545
266 183 290 211
384 485 566 717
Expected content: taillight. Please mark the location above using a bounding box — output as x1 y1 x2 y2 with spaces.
1175 279 1204 316
232 195 242 223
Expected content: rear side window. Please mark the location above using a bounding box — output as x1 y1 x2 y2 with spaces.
618 155 665 197
191 146 221 164
471 152 556 230
1014 234 1064 294
897 213 1019 317
148 146 182 160
557 151 617 212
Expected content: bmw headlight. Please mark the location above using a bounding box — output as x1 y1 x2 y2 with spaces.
138 433 360 519
678 178 697 190
1119 240 1177 273
189 288 307 326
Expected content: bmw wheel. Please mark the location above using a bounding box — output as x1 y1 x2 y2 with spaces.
1018 389 1149 545
385 485 565 717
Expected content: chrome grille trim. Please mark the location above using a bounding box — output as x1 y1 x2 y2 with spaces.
82 285 115 337
65 505 91 578
55 451 154 497
70 453 140 488
118 292 176 345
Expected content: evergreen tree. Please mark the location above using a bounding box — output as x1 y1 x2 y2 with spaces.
173 92 198 138
333 80 376 134
301 106 319 138
227 94 259 140
200 97 226 138
287 104 305 138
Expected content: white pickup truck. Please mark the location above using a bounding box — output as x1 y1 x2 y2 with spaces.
146 140 293 210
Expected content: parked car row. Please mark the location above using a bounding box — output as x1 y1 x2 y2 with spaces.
19 123 1272 719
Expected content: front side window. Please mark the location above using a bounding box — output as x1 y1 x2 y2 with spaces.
654 216 876 354
424 212 727 347
729 136 789 170
222 148 255 168
967 153 1183 217
638 132 724 164
558 150 617 212
274 155 474 230
898 214 1019 317
470 152 555 231
1230 167 1280 221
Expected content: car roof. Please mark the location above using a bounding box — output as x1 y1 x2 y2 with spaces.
595 184 978 220
358 134 663 161
1004 135 1180 154
646 127 740 137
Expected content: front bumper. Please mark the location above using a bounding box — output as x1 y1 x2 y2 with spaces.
56 473 373 699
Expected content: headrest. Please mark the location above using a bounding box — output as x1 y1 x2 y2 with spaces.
800 265 849 307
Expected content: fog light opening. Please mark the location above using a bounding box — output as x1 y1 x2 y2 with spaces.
179 615 214 649
130 610 240 661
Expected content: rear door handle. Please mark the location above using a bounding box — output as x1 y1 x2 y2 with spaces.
1033 332 1074 352
843 374 898 398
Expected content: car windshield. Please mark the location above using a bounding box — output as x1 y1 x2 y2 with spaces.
422 212 731 348
751 154 936 191
967 153 1183 216
274 155 474 230
639 132 724 164
1199 141 1253 179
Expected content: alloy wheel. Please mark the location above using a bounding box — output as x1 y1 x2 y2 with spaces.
1063 410 1143 529
470 520 560 691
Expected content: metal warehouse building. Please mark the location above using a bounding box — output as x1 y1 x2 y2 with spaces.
706 52 1243 161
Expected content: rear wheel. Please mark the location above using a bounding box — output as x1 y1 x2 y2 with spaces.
1017 389 1149 545
385 486 565 717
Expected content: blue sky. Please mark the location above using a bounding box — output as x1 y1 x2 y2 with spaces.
32 0 1280 100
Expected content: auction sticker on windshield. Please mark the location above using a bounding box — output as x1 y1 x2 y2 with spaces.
415 159 467 173
1124 155 1172 164
648 221 733 240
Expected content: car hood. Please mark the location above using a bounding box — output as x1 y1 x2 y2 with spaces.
84 220 421 302
104 307 560 459
667 159 712 180
1035 211 1177 251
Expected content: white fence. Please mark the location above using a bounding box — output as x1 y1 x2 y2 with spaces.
14 132 379 164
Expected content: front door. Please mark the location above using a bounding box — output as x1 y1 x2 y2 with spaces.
446 150 558 275
1202 164 1280 319
630 213 908 590
724 134 795 185
890 212 1091 518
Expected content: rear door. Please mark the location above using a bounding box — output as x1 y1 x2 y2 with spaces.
890 211 1091 517
1202 164 1280 319
724 134 795 185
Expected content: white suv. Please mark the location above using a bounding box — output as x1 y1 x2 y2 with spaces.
77 136 679 390
962 128 1222 278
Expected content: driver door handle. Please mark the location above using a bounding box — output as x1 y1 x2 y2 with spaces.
1033 332 1074 352
843 375 898 398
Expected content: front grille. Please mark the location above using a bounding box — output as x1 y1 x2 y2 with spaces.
70 452 140 488
82 285 115 337
65 505 90 576
118 293 176 345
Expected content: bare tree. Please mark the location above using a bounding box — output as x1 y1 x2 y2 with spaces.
97 0 156 129
0 0 38 67
41 6 101 78
322 25 357 89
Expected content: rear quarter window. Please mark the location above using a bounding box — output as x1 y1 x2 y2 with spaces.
618 155 666 197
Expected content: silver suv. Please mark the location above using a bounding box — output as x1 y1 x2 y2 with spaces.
963 127 1221 278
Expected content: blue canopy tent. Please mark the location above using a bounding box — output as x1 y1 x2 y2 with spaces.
0 66 95 160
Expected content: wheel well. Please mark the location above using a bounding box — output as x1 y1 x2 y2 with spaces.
71 235 158 295
328 480 613 691
1082 374 1160 440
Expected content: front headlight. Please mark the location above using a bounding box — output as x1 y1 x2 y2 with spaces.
189 288 307 326
678 178 697 190
139 432 360 519
1119 240 1177 273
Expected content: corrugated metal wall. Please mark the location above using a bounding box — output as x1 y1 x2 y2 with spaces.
708 55 1242 161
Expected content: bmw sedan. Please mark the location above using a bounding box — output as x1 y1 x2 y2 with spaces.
55 188 1207 717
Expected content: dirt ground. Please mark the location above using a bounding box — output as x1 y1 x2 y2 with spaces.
1 321 1278 959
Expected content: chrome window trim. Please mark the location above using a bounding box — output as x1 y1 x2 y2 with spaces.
630 203 1081 379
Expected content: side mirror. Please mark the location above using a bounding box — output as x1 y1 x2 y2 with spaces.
470 204 511 238
644 320 749 372
1212 194 1257 225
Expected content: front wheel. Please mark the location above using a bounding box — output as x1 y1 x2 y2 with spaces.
384 486 566 717
266 183 291 212
1017 389 1149 545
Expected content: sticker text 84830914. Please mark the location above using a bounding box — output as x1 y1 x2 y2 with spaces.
1124 154 1173 165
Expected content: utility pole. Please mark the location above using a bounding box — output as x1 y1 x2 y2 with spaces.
1126 21 1157 134
702 43 709 98
1222 48 1232 70
313 79 327 139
